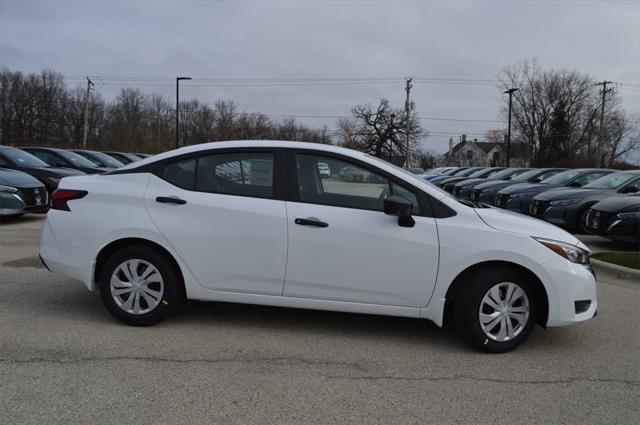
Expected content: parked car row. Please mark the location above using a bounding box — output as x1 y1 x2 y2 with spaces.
421 166 640 246
0 145 152 218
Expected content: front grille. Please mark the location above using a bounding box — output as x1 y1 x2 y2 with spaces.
454 187 462 197
530 200 550 218
472 189 482 201
17 187 47 209
587 210 616 231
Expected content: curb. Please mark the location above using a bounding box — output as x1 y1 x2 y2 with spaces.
591 258 640 284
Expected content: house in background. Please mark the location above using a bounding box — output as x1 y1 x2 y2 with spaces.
444 135 530 167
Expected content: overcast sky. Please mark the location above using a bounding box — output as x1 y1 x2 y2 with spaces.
1 0 638 155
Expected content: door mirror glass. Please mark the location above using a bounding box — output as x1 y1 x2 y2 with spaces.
620 185 639 194
384 196 415 227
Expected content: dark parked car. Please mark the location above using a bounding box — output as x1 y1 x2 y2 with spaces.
442 167 506 194
0 146 85 192
433 167 486 187
103 151 141 164
454 168 529 200
72 149 125 168
472 168 566 205
424 167 468 182
585 194 640 247
530 170 640 232
495 168 617 214
0 168 49 217
22 147 111 174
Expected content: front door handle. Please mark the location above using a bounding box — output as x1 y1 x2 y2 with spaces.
295 217 328 228
156 196 187 205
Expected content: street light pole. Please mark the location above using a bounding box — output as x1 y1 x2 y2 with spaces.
176 76 192 149
504 88 519 167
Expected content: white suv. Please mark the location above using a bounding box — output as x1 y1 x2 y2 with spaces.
40 141 597 353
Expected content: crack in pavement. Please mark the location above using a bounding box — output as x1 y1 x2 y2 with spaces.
0 354 368 371
321 373 639 387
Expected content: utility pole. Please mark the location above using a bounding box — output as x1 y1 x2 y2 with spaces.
503 88 519 167
82 77 94 149
595 81 613 168
404 78 413 168
176 76 192 149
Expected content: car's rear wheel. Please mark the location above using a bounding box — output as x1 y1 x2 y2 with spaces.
99 246 183 326
454 268 537 353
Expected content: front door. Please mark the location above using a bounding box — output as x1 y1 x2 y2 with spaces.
144 150 288 296
283 153 439 307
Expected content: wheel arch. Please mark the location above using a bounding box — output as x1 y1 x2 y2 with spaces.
443 260 549 327
94 237 186 298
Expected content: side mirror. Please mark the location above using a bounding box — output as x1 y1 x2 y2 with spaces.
384 195 415 228
568 181 581 188
620 186 639 194
531 178 542 183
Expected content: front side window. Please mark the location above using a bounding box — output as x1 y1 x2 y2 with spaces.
197 153 273 198
296 154 419 213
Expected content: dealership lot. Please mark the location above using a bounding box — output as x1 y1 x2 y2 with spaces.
0 216 638 424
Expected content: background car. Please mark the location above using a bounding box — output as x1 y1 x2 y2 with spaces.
473 168 566 205
0 168 49 217
318 162 331 179
0 146 85 192
442 167 506 194
495 168 617 215
22 147 112 174
422 167 468 182
454 168 528 200
585 194 640 248
406 167 425 174
103 151 142 164
432 167 485 186
72 149 126 169
530 170 640 232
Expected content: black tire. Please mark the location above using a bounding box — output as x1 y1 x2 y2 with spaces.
98 245 184 326
454 267 538 353
576 206 591 234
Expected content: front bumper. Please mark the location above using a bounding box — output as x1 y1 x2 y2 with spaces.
542 255 598 327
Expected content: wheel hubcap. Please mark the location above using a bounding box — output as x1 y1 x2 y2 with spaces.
479 282 530 342
110 259 164 315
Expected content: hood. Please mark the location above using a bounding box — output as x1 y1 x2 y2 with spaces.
499 182 560 194
455 178 484 187
592 195 640 213
534 187 606 201
474 207 587 250
474 180 514 191
24 166 85 177
0 168 42 188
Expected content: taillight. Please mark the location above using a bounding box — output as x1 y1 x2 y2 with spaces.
51 189 88 211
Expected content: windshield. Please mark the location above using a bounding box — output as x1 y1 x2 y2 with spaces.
468 168 491 178
585 173 637 189
488 168 523 180
512 169 544 182
449 168 469 176
1 149 49 167
543 170 581 185
59 150 101 167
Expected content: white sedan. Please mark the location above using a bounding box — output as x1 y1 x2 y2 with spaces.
40 141 597 353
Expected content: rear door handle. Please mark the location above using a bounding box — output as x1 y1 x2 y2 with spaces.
295 217 328 228
156 196 187 205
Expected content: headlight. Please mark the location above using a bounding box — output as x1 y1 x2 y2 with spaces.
617 211 640 220
0 185 18 193
550 198 582 206
511 192 537 199
533 237 590 264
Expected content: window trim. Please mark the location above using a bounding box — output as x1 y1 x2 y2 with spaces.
152 147 285 201
284 149 437 217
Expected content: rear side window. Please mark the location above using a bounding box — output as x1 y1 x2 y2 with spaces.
197 153 273 198
162 158 196 190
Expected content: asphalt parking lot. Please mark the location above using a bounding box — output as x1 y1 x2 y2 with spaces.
0 216 638 425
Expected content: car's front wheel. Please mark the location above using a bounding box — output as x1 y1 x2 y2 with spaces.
99 246 183 326
454 268 537 353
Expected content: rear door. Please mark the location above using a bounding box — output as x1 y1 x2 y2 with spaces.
282 151 439 308
144 149 288 295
